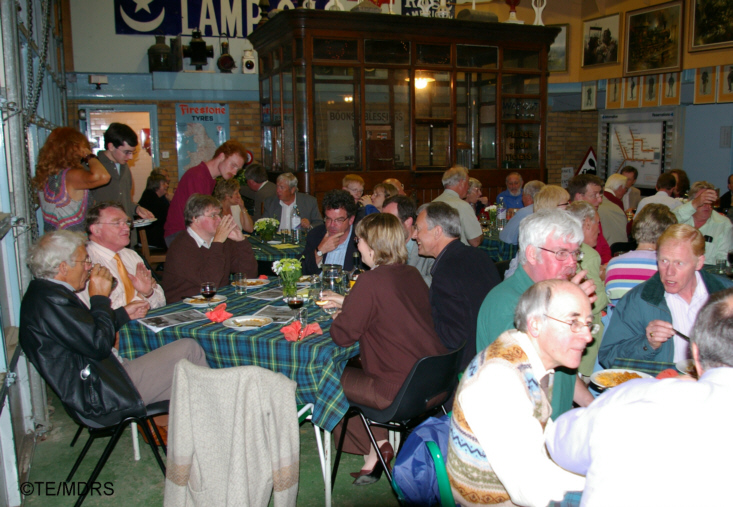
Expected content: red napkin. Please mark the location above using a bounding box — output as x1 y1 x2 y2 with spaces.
206 303 233 323
280 321 323 342
258 275 269 280
656 368 679 379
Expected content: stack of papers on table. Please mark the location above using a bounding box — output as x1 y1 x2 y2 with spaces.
139 309 208 333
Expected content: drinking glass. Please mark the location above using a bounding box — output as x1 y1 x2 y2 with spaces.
297 308 308 340
233 273 247 295
315 288 338 321
200 282 217 310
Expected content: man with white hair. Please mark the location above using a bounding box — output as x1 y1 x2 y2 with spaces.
547 287 733 506
478 209 597 417
383 178 406 196
19 230 208 427
499 180 546 245
598 173 630 247
496 172 524 209
432 166 483 247
263 172 323 231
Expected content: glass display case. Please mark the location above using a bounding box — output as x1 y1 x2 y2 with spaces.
249 10 559 198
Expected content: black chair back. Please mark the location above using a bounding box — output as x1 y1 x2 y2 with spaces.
355 345 464 426
494 260 511 280
610 240 637 257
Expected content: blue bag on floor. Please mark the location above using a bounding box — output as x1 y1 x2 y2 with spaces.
392 414 451 506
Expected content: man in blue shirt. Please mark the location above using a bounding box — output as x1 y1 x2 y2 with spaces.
303 190 359 275
496 172 525 209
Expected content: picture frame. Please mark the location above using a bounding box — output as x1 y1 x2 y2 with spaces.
689 0 733 52
623 77 640 108
624 0 683 77
582 14 620 68
581 81 597 110
718 64 733 103
548 24 568 73
641 75 660 107
694 66 716 104
606 78 622 109
660 72 681 105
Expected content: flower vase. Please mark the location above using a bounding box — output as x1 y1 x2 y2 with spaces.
281 271 301 298
261 229 274 242
489 209 497 231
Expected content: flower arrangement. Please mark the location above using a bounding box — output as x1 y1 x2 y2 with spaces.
273 258 302 297
254 218 279 240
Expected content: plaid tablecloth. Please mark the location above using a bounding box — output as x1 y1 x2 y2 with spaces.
479 231 518 263
247 233 306 262
610 358 676 376
118 283 359 432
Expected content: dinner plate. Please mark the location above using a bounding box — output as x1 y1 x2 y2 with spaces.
244 278 270 288
267 240 282 245
675 359 696 375
133 218 157 228
183 295 228 307
590 368 651 391
222 316 273 331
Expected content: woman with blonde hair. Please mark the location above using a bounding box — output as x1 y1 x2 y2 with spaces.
34 127 111 232
324 213 447 485
213 178 253 233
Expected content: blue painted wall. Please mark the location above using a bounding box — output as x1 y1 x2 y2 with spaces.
682 103 733 190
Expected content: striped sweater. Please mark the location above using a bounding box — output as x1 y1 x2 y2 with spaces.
604 250 658 301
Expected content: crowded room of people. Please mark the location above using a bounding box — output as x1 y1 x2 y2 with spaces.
1 0 733 505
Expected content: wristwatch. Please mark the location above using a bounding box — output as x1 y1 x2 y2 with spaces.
316 250 324 257
316 250 324 268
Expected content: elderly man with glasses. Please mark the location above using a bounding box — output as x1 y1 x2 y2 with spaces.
79 202 165 317
163 194 257 302
448 279 588 507
478 209 598 419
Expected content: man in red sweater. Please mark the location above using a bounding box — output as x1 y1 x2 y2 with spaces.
164 140 248 246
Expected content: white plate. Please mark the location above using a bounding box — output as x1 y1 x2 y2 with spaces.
133 218 157 228
183 295 228 307
590 368 651 390
267 240 282 245
243 278 270 288
675 359 696 375
222 316 273 331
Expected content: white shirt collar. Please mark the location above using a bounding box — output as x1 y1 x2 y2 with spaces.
187 227 212 249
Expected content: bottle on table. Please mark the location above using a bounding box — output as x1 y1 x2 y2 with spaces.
349 251 364 290
291 205 302 243
497 196 507 231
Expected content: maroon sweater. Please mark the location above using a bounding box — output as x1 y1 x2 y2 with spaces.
330 263 447 400
162 230 258 302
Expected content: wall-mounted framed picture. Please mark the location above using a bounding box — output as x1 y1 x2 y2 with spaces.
581 81 597 110
582 14 620 67
694 66 717 104
623 77 640 108
718 64 733 103
689 0 733 52
641 75 660 107
660 72 681 105
606 78 622 109
624 0 683 77
548 24 569 72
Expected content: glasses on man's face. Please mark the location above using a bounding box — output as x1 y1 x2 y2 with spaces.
116 147 135 157
203 212 222 219
545 314 600 334
348 187 364 196
97 220 132 228
325 216 348 225
538 246 583 261
584 192 602 201
72 256 92 267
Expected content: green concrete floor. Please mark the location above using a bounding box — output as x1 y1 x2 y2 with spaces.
24 392 400 506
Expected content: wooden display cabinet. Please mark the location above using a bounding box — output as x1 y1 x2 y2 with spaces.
248 9 559 202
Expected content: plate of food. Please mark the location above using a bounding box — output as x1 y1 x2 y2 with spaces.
133 218 157 228
590 369 651 391
183 295 228 307
297 275 313 287
222 316 273 331
244 278 270 288
675 359 696 376
267 240 282 245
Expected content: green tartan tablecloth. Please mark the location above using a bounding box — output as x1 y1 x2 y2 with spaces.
610 358 676 376
247 233 306 262
479 231 518 262
118 283 359 432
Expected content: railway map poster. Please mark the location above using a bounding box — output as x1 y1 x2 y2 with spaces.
608 122 663 187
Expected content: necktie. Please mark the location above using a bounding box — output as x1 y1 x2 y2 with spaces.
114 254 135 304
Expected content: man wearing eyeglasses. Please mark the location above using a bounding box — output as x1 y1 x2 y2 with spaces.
568 174 612 264
448 279 589 507
92 123 154 226
79 202 165 316
478 209 597 418
303 190 359 275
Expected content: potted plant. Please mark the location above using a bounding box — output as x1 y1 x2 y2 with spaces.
254 217 279 242
272 258 302 298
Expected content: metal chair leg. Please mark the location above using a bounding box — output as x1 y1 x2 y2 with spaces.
74 423 129 507
66 431 96 482
70 425 83 447
138 417 167 475
358 412 394 485
331 407 354 491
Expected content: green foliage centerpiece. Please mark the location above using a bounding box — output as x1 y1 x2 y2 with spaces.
254 218 279 242
272 258 302 298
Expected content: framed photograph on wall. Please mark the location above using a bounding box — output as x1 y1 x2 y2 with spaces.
660 72 681 105
581 82 597 110
548 24 568 72
606 78 622 109
623 77 640 108
718 64 733 103
694 66 716 104
582 14 620 67
624 0 683 77
690 0 733 52
641 75 660 107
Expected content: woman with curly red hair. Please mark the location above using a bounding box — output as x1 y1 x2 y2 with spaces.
34 127 111 232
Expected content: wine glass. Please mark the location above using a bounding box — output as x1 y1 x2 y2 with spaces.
284 295 305 310
315 288 338 321
200 282 217 310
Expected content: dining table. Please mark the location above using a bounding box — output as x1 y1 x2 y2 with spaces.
118 281 357 506
479 229 518 263
247 233 306 262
